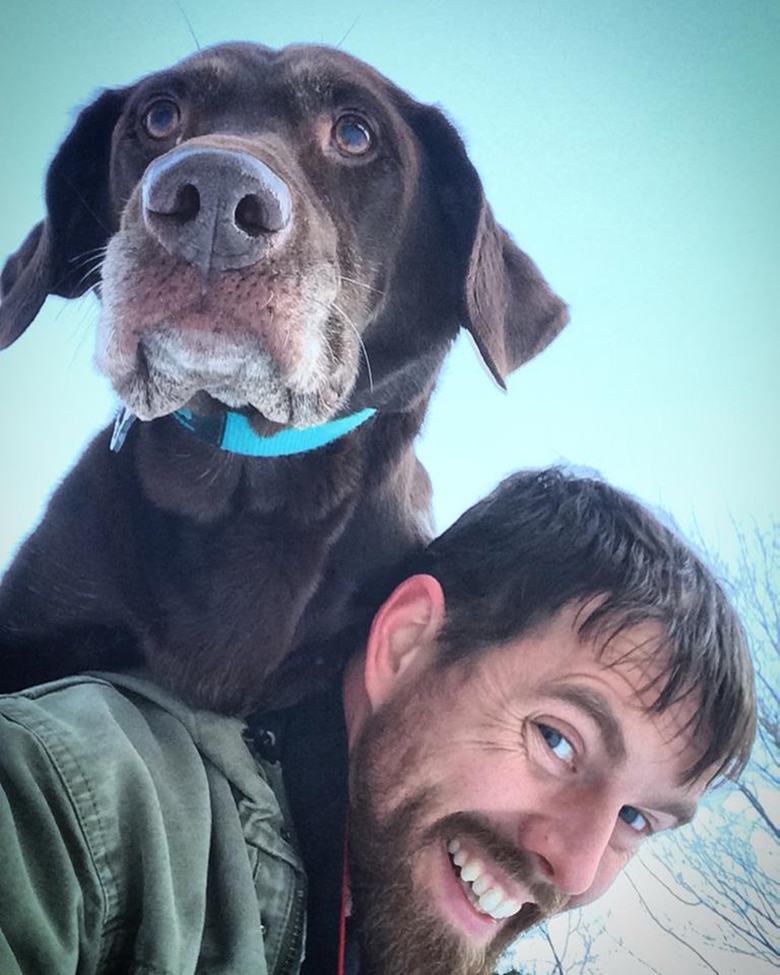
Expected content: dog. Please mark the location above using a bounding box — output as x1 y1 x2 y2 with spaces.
0 42 567 713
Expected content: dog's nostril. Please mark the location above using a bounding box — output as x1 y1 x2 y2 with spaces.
147 181 201 223
173 183 200 223
234 194 268 237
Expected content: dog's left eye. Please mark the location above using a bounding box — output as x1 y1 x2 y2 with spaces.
332 115 374 157
142 99 181 140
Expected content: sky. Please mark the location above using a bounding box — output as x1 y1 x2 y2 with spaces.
0 1 777 971
1 0 777 574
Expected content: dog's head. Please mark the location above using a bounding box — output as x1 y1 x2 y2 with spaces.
0 42 567 428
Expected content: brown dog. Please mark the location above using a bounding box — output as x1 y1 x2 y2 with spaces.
0 42 567 713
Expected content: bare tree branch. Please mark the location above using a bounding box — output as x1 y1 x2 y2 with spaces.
623 872 721 974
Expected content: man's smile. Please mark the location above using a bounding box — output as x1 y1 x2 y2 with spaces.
446 838 527 921
419 824 557 950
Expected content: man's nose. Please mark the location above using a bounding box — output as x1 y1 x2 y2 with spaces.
519 796 619 897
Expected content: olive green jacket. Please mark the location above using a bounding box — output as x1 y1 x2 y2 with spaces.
0 672 306 974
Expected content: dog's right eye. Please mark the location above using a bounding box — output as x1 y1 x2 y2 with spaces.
142 99 181 140
332 114 374 157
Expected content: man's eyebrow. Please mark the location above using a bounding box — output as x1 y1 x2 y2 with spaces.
540 683 626 763
538 682 699 829
664 801 696 829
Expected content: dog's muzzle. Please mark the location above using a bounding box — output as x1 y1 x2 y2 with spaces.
141 145 292 275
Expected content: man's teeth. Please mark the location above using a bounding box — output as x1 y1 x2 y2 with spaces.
447 839 523 921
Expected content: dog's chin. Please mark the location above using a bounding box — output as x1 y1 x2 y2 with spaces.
115 366 354 429
99 310 361 427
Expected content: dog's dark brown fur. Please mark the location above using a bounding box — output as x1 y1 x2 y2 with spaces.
0 43 567 712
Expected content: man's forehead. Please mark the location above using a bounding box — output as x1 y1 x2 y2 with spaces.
571 604 672 693
484 604 708 769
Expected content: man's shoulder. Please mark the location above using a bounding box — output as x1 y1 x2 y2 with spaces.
0 677 304 974
0 671 280 814
0 672 144 741
0 671 190 750
0 673 206 794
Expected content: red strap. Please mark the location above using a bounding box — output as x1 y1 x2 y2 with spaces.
337 821 350 975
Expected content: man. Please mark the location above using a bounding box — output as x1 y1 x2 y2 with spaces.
0 468 756 975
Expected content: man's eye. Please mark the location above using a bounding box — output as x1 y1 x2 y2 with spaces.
619 805 648 833
538 723 575 763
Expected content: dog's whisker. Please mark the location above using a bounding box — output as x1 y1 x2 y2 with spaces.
69 245 109 264
331 301 374 394
72 257 106 294
48 261 99 298
338 275 386 298
335 15 361 50
306 292 373 394
51 249 108 299
196 458 227 489
67 300 103 370
274 309 293 358
172 0 202 51
71 190 113 236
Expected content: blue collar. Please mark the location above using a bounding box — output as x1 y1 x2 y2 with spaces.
110 406 376 456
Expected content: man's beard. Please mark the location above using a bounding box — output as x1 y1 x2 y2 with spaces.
347 681 567 975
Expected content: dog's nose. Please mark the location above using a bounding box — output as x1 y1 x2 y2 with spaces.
141 146 292 274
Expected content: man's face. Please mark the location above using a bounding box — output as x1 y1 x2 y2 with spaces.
347 600 708 975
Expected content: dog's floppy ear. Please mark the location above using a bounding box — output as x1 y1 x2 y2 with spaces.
0 88 128 350
412 105 569 388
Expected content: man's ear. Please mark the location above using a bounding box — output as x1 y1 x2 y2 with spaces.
363 574 445 712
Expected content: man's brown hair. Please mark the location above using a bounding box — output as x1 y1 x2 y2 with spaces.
371 467 756 785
